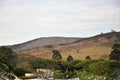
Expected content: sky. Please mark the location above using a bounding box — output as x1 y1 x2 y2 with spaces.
0 0 120 45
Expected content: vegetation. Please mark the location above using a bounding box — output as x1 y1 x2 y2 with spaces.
27 57 120 79
0 46 16 69
67 55 73 62
109 43 120 60
0 33 120 79
13 68 30 77
0 46 17 79
85 56 91 60
0 62 9 75
52 50 62 60
8 43 120 79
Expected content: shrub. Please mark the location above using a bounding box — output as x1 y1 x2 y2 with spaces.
109 43 120 60
85 56 91 60
13 68 30 77
67 55 73 62
52 50 62 60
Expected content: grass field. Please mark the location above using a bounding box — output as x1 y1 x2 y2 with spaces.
17 32 119 60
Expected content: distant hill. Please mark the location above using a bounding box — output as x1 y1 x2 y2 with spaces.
17 31 120 60
9 37 82 51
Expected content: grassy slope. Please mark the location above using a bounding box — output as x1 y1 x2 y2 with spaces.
17 32 120 60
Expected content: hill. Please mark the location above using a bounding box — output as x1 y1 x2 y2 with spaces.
9 37 82 51
17 31 120 60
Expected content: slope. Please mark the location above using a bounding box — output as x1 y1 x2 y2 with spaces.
17 31 120 60
9 37 82 51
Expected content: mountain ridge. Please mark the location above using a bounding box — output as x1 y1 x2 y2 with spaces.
17 31 120 60
9 37 83 51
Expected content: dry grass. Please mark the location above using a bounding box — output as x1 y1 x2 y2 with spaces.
18 46 112 60
17 32 118 60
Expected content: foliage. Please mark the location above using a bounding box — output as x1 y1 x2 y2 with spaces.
109 43 120 60
0 62 9 75
90 60 110 75
85 56 91 60
18 57 120 79
52 50 62 60
67 55 73 62
0 46 16 69
13 68 30 77
109 49 120 60
29 58 60 69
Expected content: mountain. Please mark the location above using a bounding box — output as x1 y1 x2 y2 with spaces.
9 37 82 51
16 31 120 60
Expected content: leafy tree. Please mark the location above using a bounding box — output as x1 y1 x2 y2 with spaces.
52 50 62 60
85 56 91 60
109 44 120 60
0 46 16 69
67 55 73 62
109 49 120 60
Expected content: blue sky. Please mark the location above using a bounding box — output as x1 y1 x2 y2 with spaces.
0 0 120 45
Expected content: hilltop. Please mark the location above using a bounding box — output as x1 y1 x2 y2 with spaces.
9 37 82 51
16 31 120 60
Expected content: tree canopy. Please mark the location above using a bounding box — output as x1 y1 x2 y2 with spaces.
109 44 120 60
52 50 62 60
67 55 73 62
85 56 91 60
0 46 16 69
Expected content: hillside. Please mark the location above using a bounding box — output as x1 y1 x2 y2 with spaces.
17 31 120 60
9 37 82 51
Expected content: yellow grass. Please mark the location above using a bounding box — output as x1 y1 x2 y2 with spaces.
18 46 112 60
59 46 112 60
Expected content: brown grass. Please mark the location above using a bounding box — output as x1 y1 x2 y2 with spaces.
17 32 117 60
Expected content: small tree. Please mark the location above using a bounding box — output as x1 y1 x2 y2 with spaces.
85 56 91 60
52 50 62 60
67 55 73 62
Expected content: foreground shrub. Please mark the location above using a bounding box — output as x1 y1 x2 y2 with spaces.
13 68 30 77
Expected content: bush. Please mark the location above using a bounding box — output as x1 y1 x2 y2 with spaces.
29 58 60 70
13 68 30 77
109 49 120 60
67 55 73 62
52 50 62 60
90 61 110 75
109 43 120 60
85 56 91 60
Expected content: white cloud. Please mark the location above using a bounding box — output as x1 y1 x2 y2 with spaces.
0 0 120 45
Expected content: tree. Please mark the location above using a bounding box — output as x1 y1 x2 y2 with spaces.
67 55 73 62
0 46 16 69
52 50 62 60
109 44 120 60
112 43 120 49
85 56 91 60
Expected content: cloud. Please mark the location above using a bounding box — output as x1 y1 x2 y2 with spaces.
0 0 120 45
